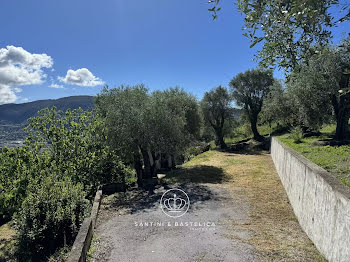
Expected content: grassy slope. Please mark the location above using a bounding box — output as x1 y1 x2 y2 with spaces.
278 125 350 187
165 150 325 262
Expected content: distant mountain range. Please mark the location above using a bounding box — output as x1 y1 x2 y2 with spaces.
0 96 95 124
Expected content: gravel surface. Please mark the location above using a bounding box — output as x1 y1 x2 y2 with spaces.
90 150 324 262
90 183 260 262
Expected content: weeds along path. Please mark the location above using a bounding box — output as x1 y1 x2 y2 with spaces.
90 150 324 262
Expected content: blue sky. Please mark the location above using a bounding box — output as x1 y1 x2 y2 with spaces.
0 0 348 104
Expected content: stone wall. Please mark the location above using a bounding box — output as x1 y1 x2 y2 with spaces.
271 137 350 262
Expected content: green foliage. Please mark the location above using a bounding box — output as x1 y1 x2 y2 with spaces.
200 86 234 149
95 84 150 162
207 0 222 20
96 85 200 157
231 121 252 140
286 38 350 135
320 124 337 135
14 176 89 261
229 121 277 144
261 80 295 127
149 87 201 155
0 146 51 223
289 126 303 143
25 107 132 198
229 69 274 140
96 84 202 179
0 106 133 260
229 69 274 109
234 0 349 70
183 142 210 162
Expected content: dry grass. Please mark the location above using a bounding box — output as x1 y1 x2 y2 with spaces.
184 150 326 262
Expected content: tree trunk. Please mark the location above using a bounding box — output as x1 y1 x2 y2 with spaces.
250 114 263 141
171 154 176 169
215 128 227 149
167 154 172 169
134 153 143 187
150 151 158 177
154 152 162 170
335 108 350 140
332 91 350 141
140 147 152 179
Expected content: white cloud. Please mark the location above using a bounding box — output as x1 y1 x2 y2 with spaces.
0 85 16 104
58 68 104 87
0 45 53 104
50 83 64 89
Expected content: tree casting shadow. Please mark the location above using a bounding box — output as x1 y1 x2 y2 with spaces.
107 165 226 215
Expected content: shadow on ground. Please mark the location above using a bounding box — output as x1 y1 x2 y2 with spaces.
226 137 270 155
103 165 226 216
106 184 219 215
164 165 227 184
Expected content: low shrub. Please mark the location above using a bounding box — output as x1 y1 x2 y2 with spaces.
183 142 210 162
289 126 303 143
14 176 90 261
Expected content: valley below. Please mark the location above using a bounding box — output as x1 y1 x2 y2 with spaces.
0 123 26 148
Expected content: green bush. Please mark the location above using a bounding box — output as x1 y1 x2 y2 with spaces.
0 147 51 224
183 142 210 162
289 127 303 143
0 107 135 260
25 107 133 199
0 108 133 225
14 176 89 261
232 123 252 140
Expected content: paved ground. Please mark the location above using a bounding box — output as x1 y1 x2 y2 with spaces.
90 150 324 262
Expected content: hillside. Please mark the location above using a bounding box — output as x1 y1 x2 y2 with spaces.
0 96 95 124
0 96 95 147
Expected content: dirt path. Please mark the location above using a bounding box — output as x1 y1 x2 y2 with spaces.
90 150 324 262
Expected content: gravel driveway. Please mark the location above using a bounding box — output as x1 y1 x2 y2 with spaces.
90 183 260 262
90 150 324 262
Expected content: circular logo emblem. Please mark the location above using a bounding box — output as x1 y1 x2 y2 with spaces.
160 188 190 218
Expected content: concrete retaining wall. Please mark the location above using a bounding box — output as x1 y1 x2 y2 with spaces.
271 137 350 262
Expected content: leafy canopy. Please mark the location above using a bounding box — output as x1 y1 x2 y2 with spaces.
209 0 350 70
229 69 274 113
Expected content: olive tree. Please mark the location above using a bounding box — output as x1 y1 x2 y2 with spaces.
200 86 233 149
96 85 202 184
229 69 274 141
260 80 295 129
286 38 350 140
95 85 152 183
